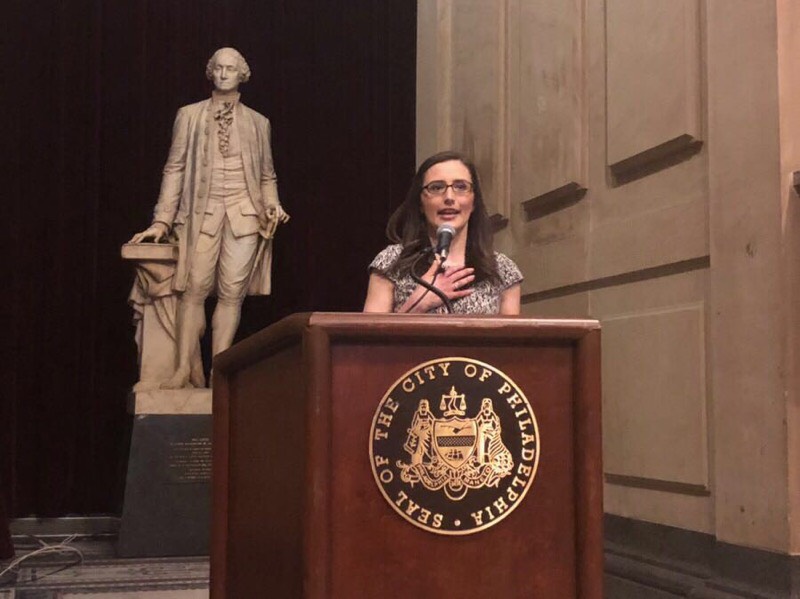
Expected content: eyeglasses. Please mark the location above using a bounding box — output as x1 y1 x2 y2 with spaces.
422 180 474 196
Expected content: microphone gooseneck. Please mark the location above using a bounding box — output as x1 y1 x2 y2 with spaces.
405 247 453 314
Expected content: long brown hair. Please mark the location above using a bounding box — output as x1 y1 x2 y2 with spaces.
385 150 498 282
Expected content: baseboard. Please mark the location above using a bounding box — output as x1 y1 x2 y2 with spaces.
10 516 120 539
605 514 800 598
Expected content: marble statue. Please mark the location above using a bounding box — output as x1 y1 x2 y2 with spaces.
129 47 289 389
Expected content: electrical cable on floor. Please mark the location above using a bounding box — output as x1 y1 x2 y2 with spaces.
0 534 84 585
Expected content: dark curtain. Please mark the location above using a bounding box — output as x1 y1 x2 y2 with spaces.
1 0 416 517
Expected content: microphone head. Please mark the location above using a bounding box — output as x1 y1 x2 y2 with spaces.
436 224 456 238
435 224 457 259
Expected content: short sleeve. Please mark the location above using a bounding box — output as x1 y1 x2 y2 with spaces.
369 244 403 280
495 253 523 289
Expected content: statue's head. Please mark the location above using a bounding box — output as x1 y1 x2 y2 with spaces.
206 47 251 92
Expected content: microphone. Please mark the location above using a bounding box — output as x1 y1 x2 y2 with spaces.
435 224 456 261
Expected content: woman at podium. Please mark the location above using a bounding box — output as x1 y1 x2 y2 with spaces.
363 151 522 315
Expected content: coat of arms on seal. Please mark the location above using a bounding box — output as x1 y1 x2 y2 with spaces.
369 357 540 535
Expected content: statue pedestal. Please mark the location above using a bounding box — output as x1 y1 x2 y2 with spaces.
117 389 212 557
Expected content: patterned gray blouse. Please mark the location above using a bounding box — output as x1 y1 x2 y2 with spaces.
369 244 523 314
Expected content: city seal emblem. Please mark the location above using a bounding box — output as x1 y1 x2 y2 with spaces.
369 357 540 535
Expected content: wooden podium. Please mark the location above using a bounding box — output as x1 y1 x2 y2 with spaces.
211 313 602 598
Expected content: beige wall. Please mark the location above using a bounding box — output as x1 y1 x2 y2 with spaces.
417 0 800 554
778 0 800 554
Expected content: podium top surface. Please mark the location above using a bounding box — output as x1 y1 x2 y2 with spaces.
215 312 600 374
271 311 598 333
309 311 598 328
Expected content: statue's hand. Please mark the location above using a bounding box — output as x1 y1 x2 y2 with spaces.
257 210 270 232
129 222 169 244
273 204 290 224
259 205 290 238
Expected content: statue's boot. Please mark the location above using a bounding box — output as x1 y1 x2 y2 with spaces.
211 300 242 358
207 301 243 390
162 300 206 389
189 341 206 388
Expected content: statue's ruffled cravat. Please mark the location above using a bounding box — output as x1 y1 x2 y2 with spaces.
214 101 235 156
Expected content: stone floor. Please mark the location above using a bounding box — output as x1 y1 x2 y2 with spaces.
0 535 208 598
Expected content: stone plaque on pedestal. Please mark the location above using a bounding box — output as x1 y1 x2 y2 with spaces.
117 389 212 557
